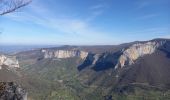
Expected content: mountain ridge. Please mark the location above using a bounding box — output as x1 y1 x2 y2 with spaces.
1 38 170 100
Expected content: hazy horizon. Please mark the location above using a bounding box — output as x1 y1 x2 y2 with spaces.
0 0 170 100
0 37 169 46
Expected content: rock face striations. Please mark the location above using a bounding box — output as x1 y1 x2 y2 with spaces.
42 49 88 59
79 40 167 71
9 39 167 72
115 41 165 69
0 55 19 69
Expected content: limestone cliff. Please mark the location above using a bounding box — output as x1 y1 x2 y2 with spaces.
0 55 19 69
78 40 167 71
42 49 88 59
115 41 165 69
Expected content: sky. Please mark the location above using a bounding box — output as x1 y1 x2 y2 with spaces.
0 0 170 45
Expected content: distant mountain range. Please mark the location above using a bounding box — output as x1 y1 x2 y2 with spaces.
0 38 170 100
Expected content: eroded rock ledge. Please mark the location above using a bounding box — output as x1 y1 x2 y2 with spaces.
42 49 88 59
78 40 167 71
115 41 166 69
0 55 19 69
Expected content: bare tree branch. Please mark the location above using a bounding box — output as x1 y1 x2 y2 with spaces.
0 0 31 15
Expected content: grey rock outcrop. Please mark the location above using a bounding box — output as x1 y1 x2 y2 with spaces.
42 49 88 59
79 40 167 71
0 82 27 100
0 55 19 69
115 41 166 69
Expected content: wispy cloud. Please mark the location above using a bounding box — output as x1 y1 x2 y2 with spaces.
3 0 109 36
2 0 113 44
86 4 107 21
136 1 150 9
134 0 160 21
86 10 104 21
89 4 106 10
136 14 159 20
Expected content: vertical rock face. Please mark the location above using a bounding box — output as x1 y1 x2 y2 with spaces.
0 55 6 66
0 82 27 100
115 41 165 69
79 40 167 71
92 54 101 65
78 53 119 71
80 51 89 59
0 55 19 69
42 49 88 59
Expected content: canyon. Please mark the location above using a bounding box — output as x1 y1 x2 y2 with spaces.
1 39 170 100
0 40 167 71
79 40 167 71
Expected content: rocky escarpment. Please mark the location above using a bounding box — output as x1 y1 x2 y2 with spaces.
115 41 166 69
42 49 88 59
79 40 166 71
0 82 27 100
0 55 19 69
78 52 120 71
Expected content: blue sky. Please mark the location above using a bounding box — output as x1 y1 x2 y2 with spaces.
0 0 170 45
